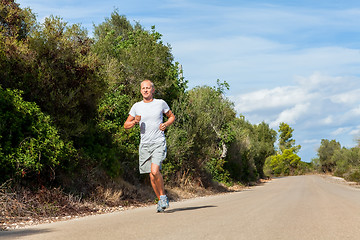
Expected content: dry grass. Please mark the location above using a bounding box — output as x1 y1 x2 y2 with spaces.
0 177 160 230
0 180 98 230
0 178 246 231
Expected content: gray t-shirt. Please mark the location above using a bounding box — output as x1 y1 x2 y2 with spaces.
129 99 170 144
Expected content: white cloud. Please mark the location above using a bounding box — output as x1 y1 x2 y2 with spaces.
331 90 360 104
303 139 319 144
230 72 360 161
231 73 360 126
331 127 352 136
270 103 310 128
320 116 334 125
295 72 344 91
350 126 360 136
348 105 360 116
232 86 312 113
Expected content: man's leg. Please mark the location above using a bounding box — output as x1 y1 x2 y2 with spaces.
149 163 165 199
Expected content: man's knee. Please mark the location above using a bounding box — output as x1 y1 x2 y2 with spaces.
150 164 160 177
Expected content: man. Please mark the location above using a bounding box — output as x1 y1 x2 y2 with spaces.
124 79 175 212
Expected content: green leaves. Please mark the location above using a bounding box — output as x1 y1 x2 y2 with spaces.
315 139 360 182
93 10 184 105
0 87 75 182
317 139 341 173
264 122 305 177
278 122 298 152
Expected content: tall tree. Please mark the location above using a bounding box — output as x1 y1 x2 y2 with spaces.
0 0 35 40
317 139 341 173
27 16 106 139
92 10 186 105
165 83 237 185
0 0 36 91
278 122 298 152
252 122 277 178
264 123 303 176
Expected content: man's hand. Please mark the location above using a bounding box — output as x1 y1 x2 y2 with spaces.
159 110 175 131
159 123 167 131
135 115 141 124
124 115 140 129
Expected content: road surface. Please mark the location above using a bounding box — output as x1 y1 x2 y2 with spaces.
2 175 360 240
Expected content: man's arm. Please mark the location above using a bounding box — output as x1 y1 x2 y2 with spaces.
124 115 140 129
159 110 175 131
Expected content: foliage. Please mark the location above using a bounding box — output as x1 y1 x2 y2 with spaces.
1 8 106 140
92 10 186 106
278 122 300 153
0 0 36 95
206 158 230 184
264 148 301 176
164 82 276 185
0 87 76 183
226 117 259 182
0 0 35 40
343 167 360 182
165 84 237 185
314 138 360 182
264 123 308 177
331 146 360 181
81 87 141 180
251 122 277 178
28 16 106 139
317 139 341 173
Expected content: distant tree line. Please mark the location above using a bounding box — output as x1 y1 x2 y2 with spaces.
1 0 309 195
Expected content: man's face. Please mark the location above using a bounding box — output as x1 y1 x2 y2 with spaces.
140 81 154 99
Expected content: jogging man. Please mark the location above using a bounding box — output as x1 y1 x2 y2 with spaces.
124 79 175 212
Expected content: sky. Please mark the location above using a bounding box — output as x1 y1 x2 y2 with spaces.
16 0 360 162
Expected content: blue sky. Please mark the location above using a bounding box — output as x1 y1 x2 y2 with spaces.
17 0 360 162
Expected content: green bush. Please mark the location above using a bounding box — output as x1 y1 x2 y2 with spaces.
0 87 75 182
78 88 140 180
206 158 231 185
344 168 360 182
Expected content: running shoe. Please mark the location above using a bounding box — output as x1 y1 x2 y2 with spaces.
156 201 164 213
159 195 169 209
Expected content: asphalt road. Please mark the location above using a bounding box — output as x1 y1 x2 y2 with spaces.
2 175 360 240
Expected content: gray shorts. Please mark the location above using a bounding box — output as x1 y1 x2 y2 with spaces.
139 140 167 174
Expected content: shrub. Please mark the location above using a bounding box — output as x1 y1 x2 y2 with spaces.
0 87 75 183
344 168 360 183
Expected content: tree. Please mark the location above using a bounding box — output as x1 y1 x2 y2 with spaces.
0 0 36 91
0 0 35 40
226 116 259 182
278 122 300 153
317 139 341 173
27 16 106 139
1 11 106 140
0 87 75 183
165 83 236 185
92 10 186 106
264 123 304 176
264 148 301 176
252 122 277 178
